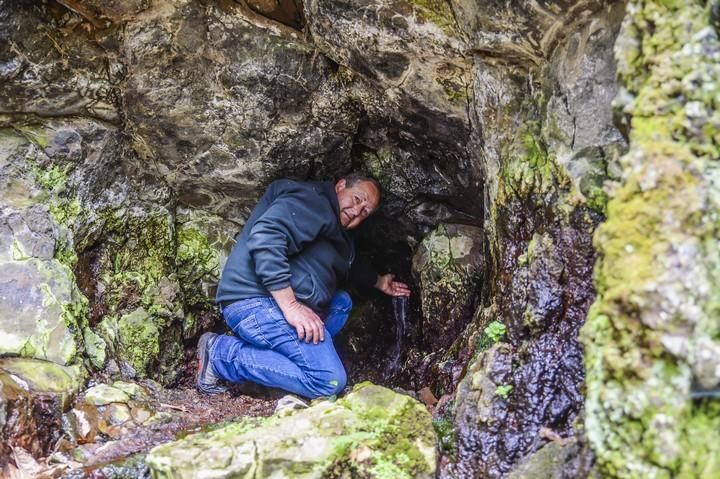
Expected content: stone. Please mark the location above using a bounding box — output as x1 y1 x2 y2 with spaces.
0 358 84 459
146 383 437 479
84 384 131 406
0 258 85 365
506 441 593 479
111 381 149 401
412 223 483 351
120 0 360 222
0 357 83 403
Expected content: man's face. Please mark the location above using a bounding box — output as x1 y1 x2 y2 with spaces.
335 179 381 230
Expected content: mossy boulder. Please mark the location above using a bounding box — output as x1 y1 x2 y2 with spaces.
146 383 437 479
0 358 84 459
0 258 86 365
412 223 483 351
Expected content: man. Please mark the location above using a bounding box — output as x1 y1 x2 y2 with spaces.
196 174 410 398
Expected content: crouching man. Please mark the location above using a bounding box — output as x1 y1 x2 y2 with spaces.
197 174 410 398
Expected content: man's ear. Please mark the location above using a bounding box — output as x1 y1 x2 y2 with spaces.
335 179 347 192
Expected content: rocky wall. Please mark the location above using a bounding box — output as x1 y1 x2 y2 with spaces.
581 1 720 477
446 1 628 476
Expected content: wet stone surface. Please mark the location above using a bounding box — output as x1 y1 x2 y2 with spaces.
448 206 602 478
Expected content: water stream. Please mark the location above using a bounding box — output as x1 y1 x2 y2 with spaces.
385 296 409 377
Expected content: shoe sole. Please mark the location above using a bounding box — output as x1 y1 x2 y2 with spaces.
196 333 226 394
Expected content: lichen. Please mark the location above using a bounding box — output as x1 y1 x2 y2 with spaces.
581 1 720 477
175 223 219 307
497 121 571 208
407 0 461 37
117 308 160 377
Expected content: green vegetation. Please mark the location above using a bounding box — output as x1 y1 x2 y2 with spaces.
408 0 461 37
495 384 513 399
432 402 457 459
474 320 507 359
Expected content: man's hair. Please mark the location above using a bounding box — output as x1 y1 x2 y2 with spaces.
342 172 382 197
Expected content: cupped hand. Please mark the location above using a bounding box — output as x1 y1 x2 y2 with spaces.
283 301 325 344
375 273 411 297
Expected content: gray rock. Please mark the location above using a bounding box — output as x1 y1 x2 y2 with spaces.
147 383 437 479
0 258 84 365
413 223 483 351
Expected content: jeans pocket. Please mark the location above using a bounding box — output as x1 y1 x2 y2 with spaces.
230 311 272 348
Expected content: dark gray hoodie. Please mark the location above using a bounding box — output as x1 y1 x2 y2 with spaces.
216 179 376 312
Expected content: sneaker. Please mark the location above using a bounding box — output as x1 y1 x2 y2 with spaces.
196 332 227 394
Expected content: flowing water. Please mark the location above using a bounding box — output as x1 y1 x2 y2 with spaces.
385 296 409 377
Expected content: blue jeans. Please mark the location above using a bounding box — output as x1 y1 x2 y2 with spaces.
210 291 352 398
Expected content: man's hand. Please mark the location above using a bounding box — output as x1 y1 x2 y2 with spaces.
282 301 325 344
271 287 325 343
375 273 411 297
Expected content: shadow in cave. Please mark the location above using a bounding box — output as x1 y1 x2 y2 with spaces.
334 211 424 392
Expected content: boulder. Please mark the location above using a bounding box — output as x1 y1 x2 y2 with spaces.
0 258 85 365
146 383 437 479
0 358 83 460
412 223 483 351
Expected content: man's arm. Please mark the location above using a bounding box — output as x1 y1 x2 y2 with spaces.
349 256 411 297
246 190 333 343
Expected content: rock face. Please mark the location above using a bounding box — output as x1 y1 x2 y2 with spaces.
413 223 484 352
0 0 718 477
146 383 437 479
440 0 628 476
581 2 720 477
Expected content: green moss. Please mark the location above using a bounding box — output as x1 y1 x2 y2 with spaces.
495 384 513 399
49 198 82 227
175 224 218 307
498 122 570 206
582 1 720 477
35 164 70 191
117 308 160 377
436 76 467 105
407 0 461 37
14 125 50 148
432 410 457 458
472 320 507 360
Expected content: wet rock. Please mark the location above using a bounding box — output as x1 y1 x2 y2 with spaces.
147 383 437 479
507 440 593 479
84 384 132 406
0 358 84 460
413 223 483 351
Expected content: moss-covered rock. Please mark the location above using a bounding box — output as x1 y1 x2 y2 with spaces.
146 383 437 479
0 258 86 365
0 358 84 459
581 2 720 477
84 384 132 406
413 223 483 351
